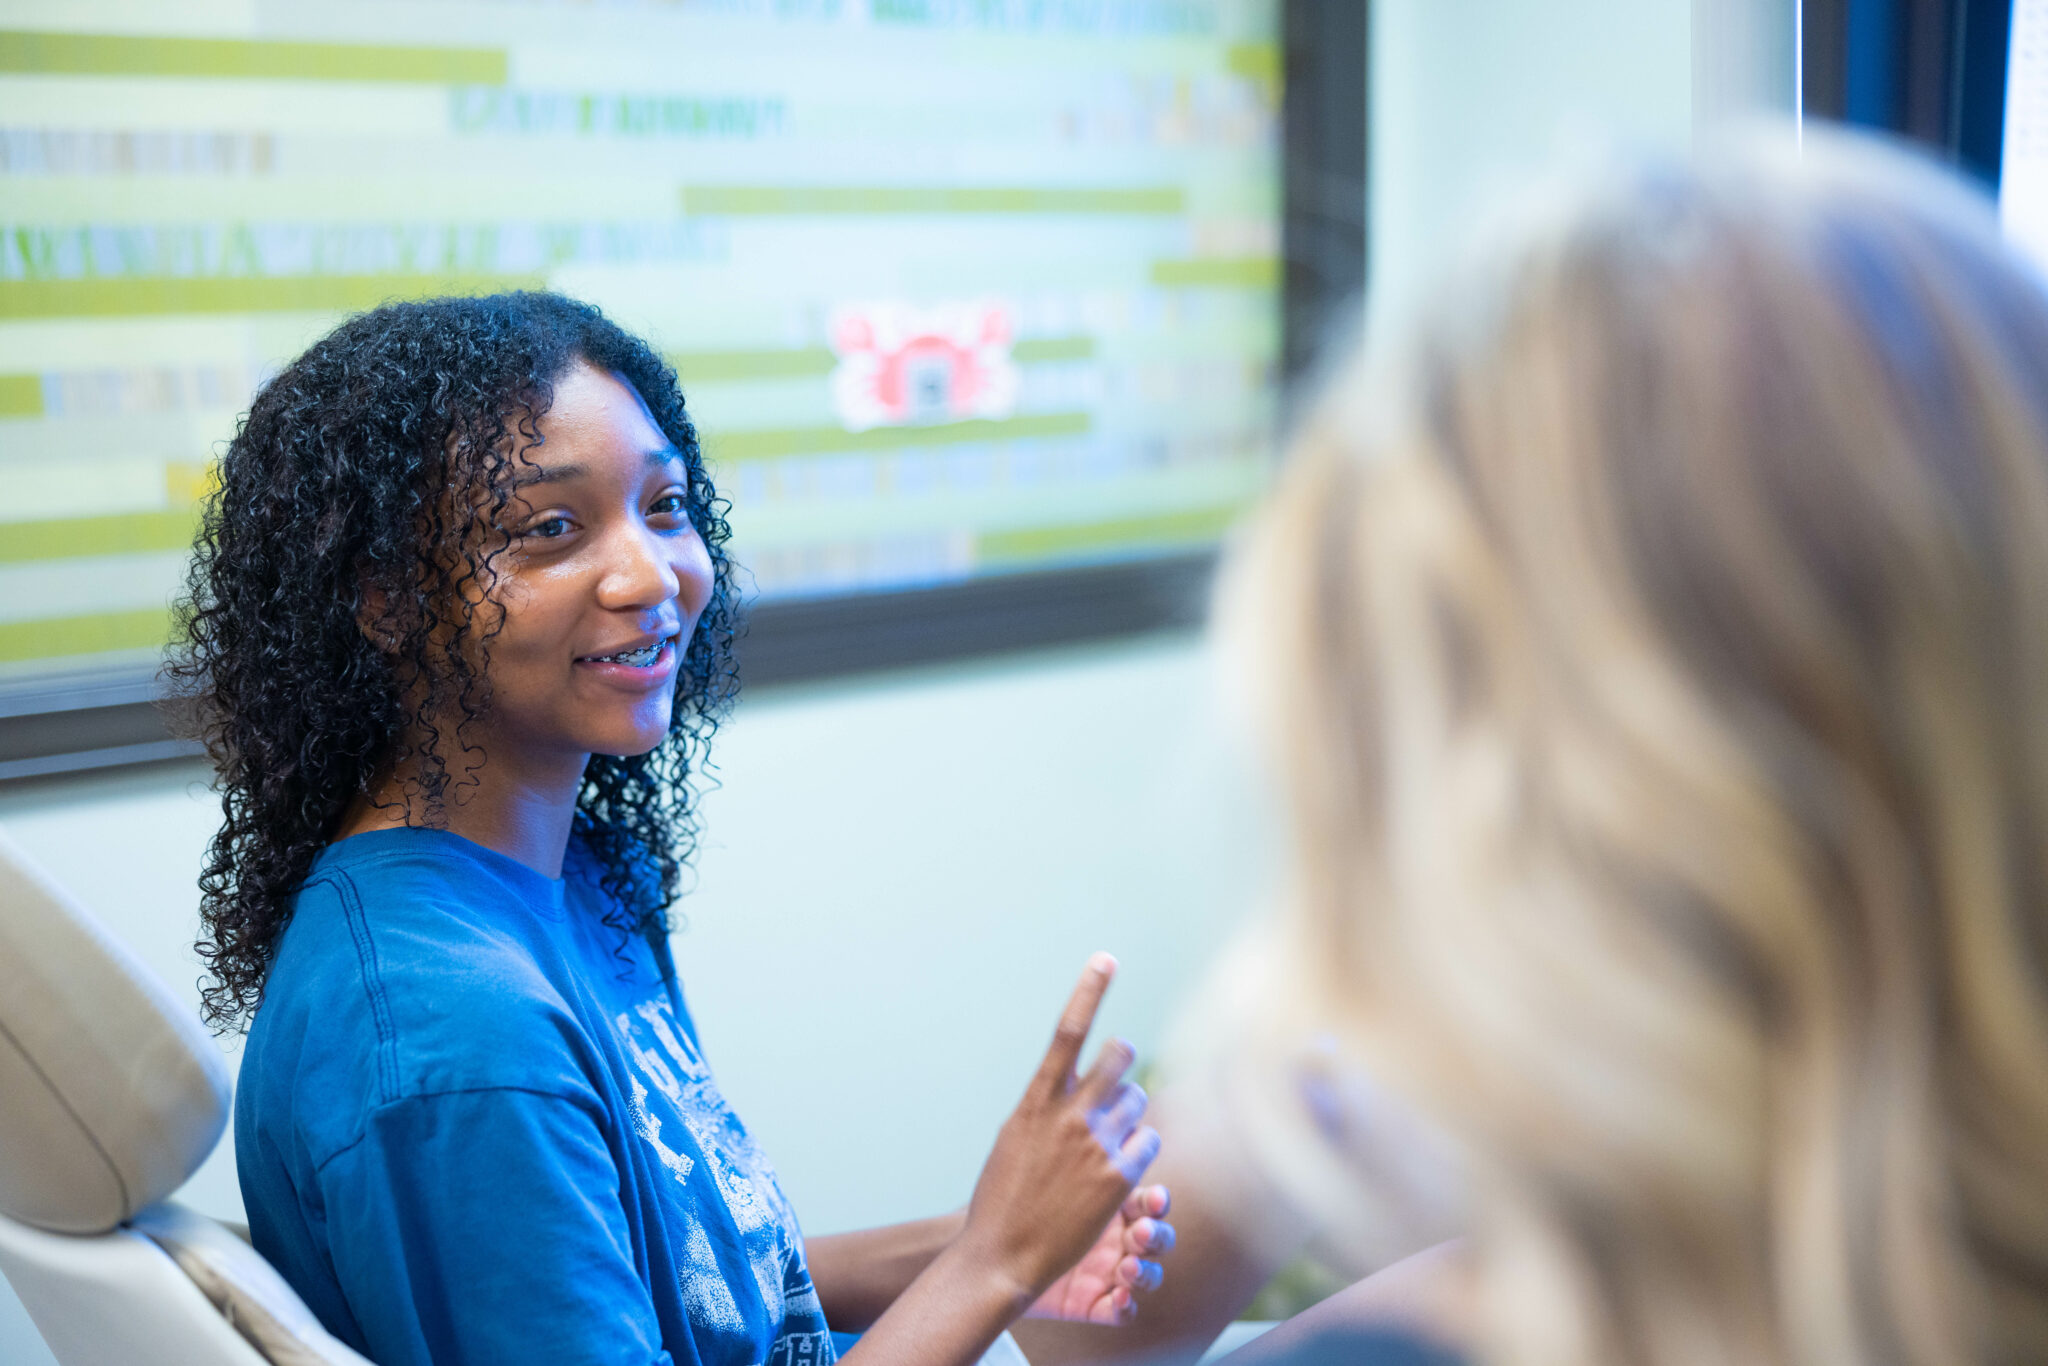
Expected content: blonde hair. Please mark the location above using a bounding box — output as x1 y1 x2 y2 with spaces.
1233 134 2048 1366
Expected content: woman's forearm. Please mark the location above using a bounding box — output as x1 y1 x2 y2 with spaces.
834 1233 1035 1366
807 1211 968 1331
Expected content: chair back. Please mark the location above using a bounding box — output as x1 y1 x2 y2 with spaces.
0 828 371 1365
0 826 227 1235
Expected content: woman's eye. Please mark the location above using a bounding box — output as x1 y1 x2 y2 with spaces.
649 492 687 518
527 515 573 540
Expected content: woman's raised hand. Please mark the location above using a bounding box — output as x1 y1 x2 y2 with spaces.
955 953 1168 1316
825 956 1170 1366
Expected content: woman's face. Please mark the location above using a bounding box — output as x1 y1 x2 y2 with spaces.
469 360 715 769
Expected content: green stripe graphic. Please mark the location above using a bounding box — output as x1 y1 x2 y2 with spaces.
1149 258 1280 289
0 273 544 319
0 374 42 418
0 609 172 664
1012 336 1096 362
682 186 1182 215
1226 42 1282 105
707 412 1089 462
977 503 1245 564
0 509 199 564
669 348 837 382
671 336 1095 382
0 31 506 83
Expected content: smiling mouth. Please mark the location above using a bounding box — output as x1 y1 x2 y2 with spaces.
579 636 675 667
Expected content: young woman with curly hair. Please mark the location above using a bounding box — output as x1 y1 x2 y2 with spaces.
170 292 1173 1366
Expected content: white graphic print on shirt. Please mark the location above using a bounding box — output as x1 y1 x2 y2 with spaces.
614 996 837 1366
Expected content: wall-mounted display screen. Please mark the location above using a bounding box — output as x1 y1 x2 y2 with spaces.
0 0 1281 690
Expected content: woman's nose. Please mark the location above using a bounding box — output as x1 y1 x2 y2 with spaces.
595 523 681 611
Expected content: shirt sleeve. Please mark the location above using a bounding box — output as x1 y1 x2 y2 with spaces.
315 1083 675 1366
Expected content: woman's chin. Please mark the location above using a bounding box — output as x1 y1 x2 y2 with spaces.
588 731 670 761
580 712 674 761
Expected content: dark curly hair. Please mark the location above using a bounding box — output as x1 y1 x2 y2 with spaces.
167 291 738 1033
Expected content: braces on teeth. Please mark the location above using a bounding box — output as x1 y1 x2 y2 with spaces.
593 641 664 667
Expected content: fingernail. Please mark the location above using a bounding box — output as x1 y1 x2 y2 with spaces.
1090 951 1117 976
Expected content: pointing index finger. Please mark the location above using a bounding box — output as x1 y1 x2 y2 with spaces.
1035 952 1117 1095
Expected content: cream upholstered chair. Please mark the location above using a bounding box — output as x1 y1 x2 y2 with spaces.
0 827 370 1366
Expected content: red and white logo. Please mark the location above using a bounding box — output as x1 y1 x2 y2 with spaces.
828 299 1020 432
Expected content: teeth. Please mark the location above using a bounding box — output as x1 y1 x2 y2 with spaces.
593 640 663 666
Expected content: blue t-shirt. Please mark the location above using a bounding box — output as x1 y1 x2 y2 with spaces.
236 827 835 1366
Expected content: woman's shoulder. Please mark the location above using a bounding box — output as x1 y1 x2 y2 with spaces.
242 829 600 1156
273 828 571 1008
306 825 569 915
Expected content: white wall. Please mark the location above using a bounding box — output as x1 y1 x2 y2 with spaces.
650 635 1272 1234
1368 0 1696 327
1693 0 1799 133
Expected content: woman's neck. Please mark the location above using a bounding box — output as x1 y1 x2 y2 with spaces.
332 744 587 880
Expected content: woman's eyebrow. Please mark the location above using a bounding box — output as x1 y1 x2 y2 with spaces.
513 447 682 487
514 462 586 487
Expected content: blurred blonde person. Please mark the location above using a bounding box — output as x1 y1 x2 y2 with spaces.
1221 133 2048 1366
